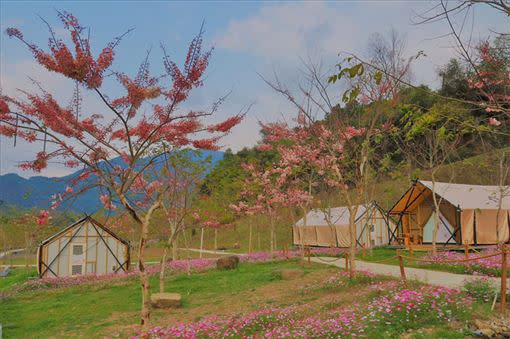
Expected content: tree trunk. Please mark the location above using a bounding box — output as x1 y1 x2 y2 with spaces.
269 217 275 257
172 236 178 260
248 223 253 254
159 246 168 293
348 207 357 276
301 207 307 262
199 227 204 258
257 224 261 251
431 178 440 255
138 220 151 329
24 231 29 268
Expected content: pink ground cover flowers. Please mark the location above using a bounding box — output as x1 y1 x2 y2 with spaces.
421 246 508 276
20 258 217 291
143 276 470 338
361 285 471 334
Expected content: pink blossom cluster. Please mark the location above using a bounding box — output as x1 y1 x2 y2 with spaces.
421 247 509 276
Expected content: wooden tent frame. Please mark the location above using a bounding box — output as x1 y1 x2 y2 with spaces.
355 201 398 247
388 180 462 246
37 215 130 278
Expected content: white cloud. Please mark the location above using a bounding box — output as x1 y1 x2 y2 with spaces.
216 2 362 61
216 1 507 89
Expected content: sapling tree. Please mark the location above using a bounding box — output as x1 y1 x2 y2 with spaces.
0 13 242 328
396 100 477 252
157 149 209 293
263 53 397 274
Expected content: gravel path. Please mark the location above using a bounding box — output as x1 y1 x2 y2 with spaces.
311 256 505 288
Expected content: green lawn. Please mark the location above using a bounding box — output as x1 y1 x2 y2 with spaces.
0 267 37 292
0 260 327 338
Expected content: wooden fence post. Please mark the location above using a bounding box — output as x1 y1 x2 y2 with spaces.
344 253 349 272
307 246 311 265
464 241 469 260
501 245 507 313
397 250 407 287
362 244 366 258
409 244 414 265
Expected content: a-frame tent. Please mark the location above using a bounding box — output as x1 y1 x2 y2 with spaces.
293 202 397 248
388 180 510 246
37 215 130 278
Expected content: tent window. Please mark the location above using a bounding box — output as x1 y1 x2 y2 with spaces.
71 264 83 275
73 245 83 255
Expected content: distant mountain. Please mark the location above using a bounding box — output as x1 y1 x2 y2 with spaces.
0 150 224 214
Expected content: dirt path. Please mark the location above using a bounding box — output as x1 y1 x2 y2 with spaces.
311 257 505 288
0 248 25 259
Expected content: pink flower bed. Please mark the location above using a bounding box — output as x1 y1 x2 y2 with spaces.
20 248 338 292
21 258 217 291
421 246 509 276
142 283 469 338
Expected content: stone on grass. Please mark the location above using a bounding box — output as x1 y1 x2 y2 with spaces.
151 293 182 308
216 256 239 270
272 268 304 280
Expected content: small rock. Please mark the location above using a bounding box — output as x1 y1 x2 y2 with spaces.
480 328 495 338
475 319 487 329
216 256 240 270
273 268 305 280
150 292 182 308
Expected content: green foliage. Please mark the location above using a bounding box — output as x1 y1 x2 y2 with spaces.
462 278 498 303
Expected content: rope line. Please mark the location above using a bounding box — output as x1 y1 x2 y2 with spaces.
312 256 345 263
399 251 504 264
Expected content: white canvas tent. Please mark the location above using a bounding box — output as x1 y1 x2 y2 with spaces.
389 180 510 245
293 202 396 248
37 216 130 278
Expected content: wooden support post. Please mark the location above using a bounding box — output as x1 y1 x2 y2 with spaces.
409 244 414 265
464 241 469 260
362 244 366 258
344 253 349 272
306 246 311 265
501 245 507 313
283 244 288 258
397 250 407 287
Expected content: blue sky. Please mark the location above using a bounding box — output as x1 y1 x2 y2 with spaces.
1 1 508 177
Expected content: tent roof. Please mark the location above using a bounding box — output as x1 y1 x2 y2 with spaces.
40 215 129 246
390 180 510 214
295 205 368 227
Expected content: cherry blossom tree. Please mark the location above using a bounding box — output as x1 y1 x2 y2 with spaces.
261 56 393 274
0 12 242 329
231 162 312 256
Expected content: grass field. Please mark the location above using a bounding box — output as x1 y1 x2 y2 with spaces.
1 254 503 338
0 259 329 338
